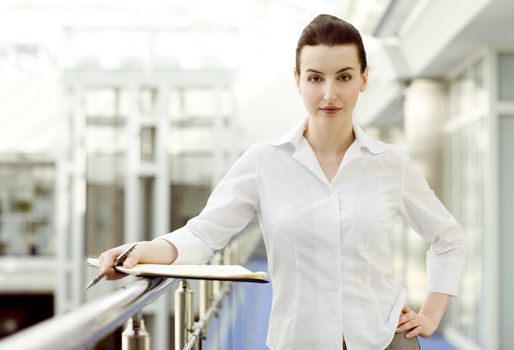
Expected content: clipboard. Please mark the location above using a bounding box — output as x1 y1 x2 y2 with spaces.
86 258 269 283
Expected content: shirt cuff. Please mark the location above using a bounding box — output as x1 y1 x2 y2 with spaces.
426 254 466 296
158 227 213 265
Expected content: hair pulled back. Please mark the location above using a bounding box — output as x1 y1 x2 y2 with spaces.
295 14 367 74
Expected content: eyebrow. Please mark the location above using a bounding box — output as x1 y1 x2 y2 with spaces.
305 67 354 74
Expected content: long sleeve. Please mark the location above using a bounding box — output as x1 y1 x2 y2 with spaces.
399 157 467 296
159 145 260 264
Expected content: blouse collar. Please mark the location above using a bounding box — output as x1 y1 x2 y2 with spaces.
271 117 386 155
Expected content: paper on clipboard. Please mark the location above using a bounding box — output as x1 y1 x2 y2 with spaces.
86 258 269 283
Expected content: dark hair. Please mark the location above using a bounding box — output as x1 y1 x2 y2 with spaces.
295 14 367 74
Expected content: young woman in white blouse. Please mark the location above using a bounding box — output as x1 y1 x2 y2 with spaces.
98 14 466 350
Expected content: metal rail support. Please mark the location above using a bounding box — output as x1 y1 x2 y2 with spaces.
212 252 222 296
122 312 150 350
175 280 194 350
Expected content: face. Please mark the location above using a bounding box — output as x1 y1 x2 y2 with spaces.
295 44 368 121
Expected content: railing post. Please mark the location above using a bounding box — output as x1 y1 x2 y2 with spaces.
212 252 222 296
175 280 194 350
199 277 213 346
199 280 209 321
223 244 232 266
231 241 240 265
122 311 150 350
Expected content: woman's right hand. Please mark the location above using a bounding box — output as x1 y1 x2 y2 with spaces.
98 242 143 280
97 239 178 280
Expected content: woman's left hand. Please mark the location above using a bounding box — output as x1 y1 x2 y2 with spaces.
396 305 438 338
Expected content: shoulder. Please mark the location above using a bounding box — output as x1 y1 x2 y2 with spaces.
370 139 410 166
246 137 293 156
235 139 297 176
243 141 274 155
235 141 279 166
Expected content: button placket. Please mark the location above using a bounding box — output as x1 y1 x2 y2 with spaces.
332 192 341 228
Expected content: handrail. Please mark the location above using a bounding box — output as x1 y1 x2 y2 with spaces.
0 277 179 350
0 226 263 350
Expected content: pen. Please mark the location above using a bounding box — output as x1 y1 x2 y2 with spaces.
84 243 138 290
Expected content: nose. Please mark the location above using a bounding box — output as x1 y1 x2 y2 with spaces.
323 81 336 101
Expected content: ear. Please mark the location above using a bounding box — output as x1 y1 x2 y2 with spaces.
294 69 302 94
359 67 368 93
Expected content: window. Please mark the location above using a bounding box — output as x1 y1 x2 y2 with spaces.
0 162 55 256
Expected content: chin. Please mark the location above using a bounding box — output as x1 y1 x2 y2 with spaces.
316 112 348 120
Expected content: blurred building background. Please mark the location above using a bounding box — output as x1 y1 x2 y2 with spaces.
0 0 513 349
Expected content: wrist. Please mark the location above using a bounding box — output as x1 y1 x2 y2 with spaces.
136 241 153 263
418 312 439 332
147 238 179 264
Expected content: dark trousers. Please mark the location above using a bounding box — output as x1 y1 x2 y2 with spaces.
343 332 421 350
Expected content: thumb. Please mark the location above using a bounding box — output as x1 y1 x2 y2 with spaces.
401 305 410 313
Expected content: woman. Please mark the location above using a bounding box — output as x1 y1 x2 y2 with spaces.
98 14 466 350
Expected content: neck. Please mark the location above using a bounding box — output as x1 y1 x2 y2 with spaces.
303 117 355 156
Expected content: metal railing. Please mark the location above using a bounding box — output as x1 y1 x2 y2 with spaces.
0 227 263 350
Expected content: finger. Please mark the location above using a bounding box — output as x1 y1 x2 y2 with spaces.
406 326 423 338
98 251 115 267
99 249 123 274
99 253 115 273
398 312 415 326
397 319 418 333
104 267 127 280
123 254 138 268
401 305 410 313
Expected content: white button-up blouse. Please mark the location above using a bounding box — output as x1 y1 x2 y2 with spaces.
160 118 466 350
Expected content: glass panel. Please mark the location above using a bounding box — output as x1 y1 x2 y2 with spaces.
170 183 210 230
182 88 217 118
86 124 128 156
87 154 126 183
140 177 154 242
141 127 156 162
168 89 182 119
498 53 514 100
169 154 213 186
140 87 158 116
450 55 488 118
118 88 133 118
499 115 514 348
84 88 117 118
85 87 126 256
0 163 55 256
169 127 213 155
477 117 487 345
446 120 487 345
85 183 124 256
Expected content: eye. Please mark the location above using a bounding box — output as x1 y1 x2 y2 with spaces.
338 74 352 81
307 75 323 83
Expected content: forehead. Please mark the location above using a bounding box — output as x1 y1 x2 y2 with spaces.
299 44 360 72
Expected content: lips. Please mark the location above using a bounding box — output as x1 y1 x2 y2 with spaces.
319 106 342 114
